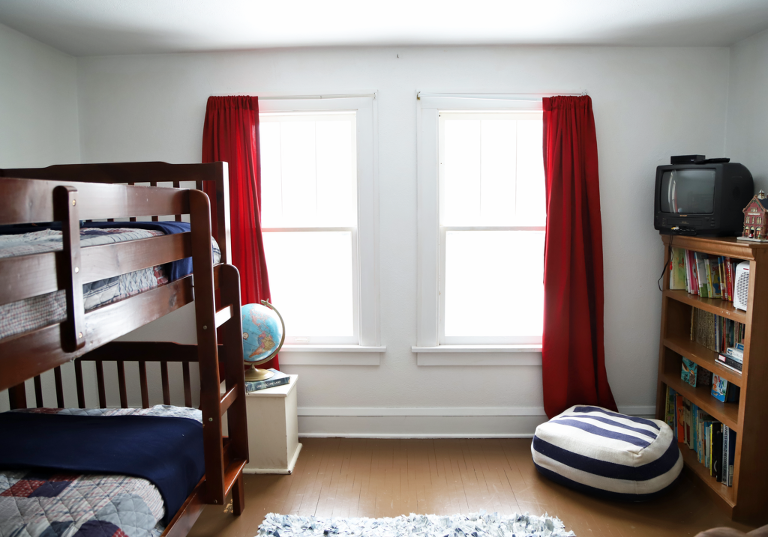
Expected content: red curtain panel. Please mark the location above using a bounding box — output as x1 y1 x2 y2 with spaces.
202 95 278 371
541 95 616 418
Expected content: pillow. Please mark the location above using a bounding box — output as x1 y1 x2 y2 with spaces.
531 405 683 500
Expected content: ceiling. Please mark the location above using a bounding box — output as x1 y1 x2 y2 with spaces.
2 0 768 57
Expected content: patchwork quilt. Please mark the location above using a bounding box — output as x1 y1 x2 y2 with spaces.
0 227 221 340
0 405 202 537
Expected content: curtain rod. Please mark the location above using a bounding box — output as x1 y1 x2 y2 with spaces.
258 93 376 100
416 91 587 101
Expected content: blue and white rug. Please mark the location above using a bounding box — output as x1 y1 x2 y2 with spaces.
258 512 575 537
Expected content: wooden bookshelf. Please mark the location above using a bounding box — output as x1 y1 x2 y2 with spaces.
657 235 768 524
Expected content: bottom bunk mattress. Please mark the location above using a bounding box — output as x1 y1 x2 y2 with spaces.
0 405 203 537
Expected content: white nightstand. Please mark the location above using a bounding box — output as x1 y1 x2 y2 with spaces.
243 374 302 474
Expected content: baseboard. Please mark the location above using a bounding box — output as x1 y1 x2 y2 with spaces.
296 405 657 438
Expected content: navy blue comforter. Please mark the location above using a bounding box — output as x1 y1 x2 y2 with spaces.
0 412 205 524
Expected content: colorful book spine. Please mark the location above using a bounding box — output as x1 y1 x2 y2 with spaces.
676 394 685 441
721 424 729 485
711 375 728 402
709 257 722 298
726 428 736 486
695 253 709 298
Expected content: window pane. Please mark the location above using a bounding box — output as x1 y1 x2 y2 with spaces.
444 230 543 338
260 122 283 226
316 120 356 226
516 120 546 225
280 121 317 225
480 120 516 225
263 231 354 338
442 119 480 225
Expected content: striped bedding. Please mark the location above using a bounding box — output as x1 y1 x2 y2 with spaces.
0 227 220 341
0 405 202 537
532 405 682 500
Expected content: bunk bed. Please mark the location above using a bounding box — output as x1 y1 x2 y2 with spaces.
0 162 248 537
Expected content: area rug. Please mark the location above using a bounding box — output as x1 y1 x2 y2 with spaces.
257 512 575 537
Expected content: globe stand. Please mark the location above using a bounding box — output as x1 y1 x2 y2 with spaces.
244 365 275 382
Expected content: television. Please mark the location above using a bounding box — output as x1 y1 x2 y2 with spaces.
654 163 753 236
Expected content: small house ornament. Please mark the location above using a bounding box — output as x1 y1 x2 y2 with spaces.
737 190 768 242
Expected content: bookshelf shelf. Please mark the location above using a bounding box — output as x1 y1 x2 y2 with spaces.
663 336 743 388
660 370 740 432
664 289 747 323
657 235 768 524
678 441 736 507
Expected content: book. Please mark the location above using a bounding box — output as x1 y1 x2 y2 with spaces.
676 393 685 441
695 253 710 298
726 344 744 360
245 369 291 393
682 357 698 387
683 399 693 449
726 427 736 486
669 248 687 289
665 387 676 432
711 374 728 402
713 423 723 482
708 257 722 298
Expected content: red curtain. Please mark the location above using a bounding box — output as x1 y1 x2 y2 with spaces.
541 95 615 418
202 95 278 371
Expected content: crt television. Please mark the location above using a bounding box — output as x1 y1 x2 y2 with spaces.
654 163 753 236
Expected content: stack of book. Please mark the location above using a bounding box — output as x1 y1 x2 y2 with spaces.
669 248 742 301
665 386 736 486
717 344 744 373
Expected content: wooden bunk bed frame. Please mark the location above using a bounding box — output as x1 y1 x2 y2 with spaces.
0 162 247 536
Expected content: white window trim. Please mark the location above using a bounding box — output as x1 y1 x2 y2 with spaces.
259 94 382 357
414 92 544 364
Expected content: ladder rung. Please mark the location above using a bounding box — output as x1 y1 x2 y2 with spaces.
215 305 232 328
222 459 247 497
220 386 237 415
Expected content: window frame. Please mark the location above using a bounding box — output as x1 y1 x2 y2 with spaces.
415 94 545 356
258 95 381 353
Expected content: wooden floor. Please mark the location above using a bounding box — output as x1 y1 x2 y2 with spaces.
189 438 758 537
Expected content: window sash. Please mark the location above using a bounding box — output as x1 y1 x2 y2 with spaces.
438 225 544 345
262 227 359 344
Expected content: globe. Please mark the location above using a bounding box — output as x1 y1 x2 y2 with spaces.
241 301 285 381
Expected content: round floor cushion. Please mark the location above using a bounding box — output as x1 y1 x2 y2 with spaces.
531 405 682 500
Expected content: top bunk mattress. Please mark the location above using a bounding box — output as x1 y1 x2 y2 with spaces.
0 222 221 340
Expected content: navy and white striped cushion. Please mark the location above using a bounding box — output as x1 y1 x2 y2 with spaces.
531 405 682 500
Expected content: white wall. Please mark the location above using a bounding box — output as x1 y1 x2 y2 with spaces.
0 22 80 167
71 45 731 436
0 23 81 413
726 29 768 191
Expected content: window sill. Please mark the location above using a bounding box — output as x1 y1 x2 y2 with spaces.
278 345 385 366
411 345 542 366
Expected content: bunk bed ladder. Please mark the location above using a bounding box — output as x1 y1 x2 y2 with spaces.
190 191 249 513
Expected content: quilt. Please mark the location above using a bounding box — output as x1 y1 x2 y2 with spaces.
0 225 221 340
0 405 202 537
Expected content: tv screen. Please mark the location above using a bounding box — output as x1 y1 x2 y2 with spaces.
659 168 716 214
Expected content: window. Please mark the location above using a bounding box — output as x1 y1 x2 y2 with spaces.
439 112 545 345
415 94 546 354
258 96 379 349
